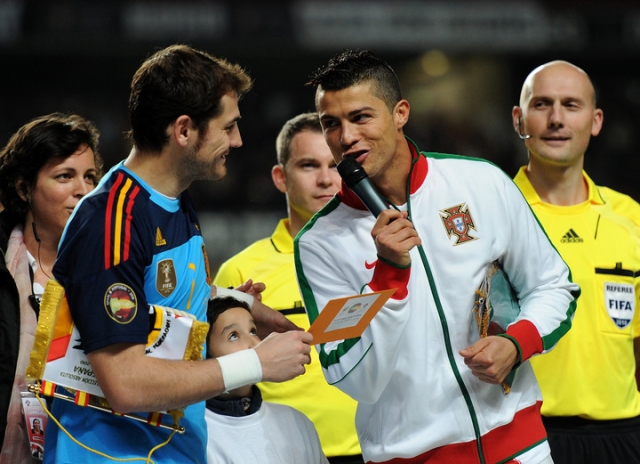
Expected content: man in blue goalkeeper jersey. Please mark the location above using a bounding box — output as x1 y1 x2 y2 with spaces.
44 44 312 464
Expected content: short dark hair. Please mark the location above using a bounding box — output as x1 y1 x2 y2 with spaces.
127 44 253 153
206 296 252 350
307 49 402 112
275 112 322 166
0 112 103 226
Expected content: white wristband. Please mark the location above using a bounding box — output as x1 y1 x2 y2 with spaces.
217 349 263 392
212 286 255 308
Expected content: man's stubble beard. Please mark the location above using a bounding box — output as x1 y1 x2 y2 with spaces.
180 141 227 183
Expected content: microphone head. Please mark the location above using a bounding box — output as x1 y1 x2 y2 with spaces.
337 157 368 189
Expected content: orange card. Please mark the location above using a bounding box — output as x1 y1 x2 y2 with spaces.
308 288 397 344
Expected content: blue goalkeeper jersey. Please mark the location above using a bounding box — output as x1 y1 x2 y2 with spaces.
44 162 211 464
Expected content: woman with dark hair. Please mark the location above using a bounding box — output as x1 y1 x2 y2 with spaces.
0 113 103 463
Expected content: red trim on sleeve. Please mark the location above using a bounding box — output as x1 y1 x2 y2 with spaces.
505 319 543 362
123 185 140 262
369 260 410 299
104 172 125 270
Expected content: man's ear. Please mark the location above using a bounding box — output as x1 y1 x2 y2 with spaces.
394 99 410 130
172 115 195 148
271 164 288 194
511 106 523 135
591 108 604 137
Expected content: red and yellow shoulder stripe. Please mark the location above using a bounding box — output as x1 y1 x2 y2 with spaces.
104 172 141 269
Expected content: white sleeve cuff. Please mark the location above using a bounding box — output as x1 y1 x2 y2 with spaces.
212 286 255 308
217 349 263 392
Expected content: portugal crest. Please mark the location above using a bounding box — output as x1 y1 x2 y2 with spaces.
440 203 477 245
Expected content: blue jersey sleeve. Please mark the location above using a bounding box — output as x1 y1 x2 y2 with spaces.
54 170 154 353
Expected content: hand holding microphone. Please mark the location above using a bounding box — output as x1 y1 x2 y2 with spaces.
337 157 420 267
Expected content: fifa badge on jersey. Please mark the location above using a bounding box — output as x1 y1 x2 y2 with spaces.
156 259 177 297
440 203 477 246
604 282 635 329
104 283 138 324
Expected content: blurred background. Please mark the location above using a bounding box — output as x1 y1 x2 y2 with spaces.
1 0 639 271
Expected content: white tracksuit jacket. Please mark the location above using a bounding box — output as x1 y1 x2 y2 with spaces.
294 138 579 464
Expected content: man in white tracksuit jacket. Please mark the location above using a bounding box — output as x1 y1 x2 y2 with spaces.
294 49 580 464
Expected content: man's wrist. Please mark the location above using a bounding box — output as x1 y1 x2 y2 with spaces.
217 349 263 392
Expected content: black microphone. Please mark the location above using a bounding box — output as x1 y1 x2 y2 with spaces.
31 221 41 243
26 198 41 243
337 157 388 217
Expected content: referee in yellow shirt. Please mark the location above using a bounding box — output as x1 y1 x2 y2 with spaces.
512 60 640 464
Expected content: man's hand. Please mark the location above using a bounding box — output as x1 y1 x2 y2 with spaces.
371 210 421 267
235 280 300 336
255 331 313 382
459 336 518 385
251 297 300 339
235 279 265 302
211 280 300 337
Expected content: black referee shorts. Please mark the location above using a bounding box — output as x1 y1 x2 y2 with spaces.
543 415 640 464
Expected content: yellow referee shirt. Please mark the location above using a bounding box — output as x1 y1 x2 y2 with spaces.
515 167 640 419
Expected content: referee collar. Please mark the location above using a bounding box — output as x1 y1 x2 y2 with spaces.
270 219 293 253
514 166 605 206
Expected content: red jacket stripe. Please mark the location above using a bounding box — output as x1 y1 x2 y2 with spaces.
368 402 546 464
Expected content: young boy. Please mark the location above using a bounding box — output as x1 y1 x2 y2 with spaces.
205 296 328 464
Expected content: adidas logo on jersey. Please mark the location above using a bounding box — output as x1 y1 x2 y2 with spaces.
156 227 167 246
560 229 583 243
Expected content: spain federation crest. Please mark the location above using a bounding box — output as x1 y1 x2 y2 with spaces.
104 283 137 324
440 203 477 245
